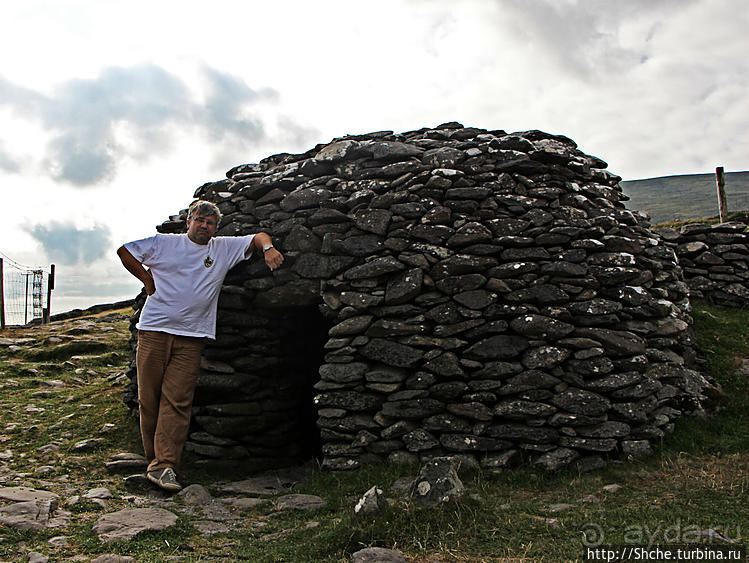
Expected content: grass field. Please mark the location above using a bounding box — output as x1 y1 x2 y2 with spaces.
0 305 747 562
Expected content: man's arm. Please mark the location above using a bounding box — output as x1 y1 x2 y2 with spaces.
117 245 156 295
248 232 284 271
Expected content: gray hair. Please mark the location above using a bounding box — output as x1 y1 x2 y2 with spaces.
187 200 222 224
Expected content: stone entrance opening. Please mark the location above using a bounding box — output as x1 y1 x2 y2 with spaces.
278 305 329 460
184 295 329 471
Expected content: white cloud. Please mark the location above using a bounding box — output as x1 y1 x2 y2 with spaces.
25 221 112 265
0 141 20 172
0 65 295 185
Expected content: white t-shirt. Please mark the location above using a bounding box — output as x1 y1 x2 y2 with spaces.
124 233 256 339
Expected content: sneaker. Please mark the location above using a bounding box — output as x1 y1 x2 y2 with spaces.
146 467 182 492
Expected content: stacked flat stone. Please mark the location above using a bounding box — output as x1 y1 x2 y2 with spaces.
655 222 749 308
125 122 716 472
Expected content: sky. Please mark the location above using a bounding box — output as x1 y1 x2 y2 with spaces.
0 0 747 319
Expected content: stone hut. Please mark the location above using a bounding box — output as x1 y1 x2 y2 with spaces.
126 122 716 473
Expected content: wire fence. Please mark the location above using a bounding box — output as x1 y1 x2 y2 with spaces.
0 251 53 327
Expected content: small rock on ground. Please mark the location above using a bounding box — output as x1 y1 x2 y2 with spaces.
0 486 58 502
110 453 147 462
92 508 178 542
535 447 579 471
351 547 407 562
178 484 212 505
409 457 464 507
104 453 146 470
602 484 623 494
47 536 68 547
84 487 113 499
73 438 102 451
354 485 387 519
276 494 325 511
0 499 59 531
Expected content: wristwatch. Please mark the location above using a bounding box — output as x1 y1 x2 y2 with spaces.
262 244 274 253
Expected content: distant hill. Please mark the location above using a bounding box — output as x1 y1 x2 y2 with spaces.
620 171 749 225
49 299 135 322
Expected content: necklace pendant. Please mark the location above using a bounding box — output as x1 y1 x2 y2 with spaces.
204 256 214 268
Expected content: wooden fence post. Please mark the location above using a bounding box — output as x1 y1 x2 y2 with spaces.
716 166 727 223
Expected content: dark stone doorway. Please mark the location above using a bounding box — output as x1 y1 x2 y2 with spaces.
186 302 328 470
277 305 328 461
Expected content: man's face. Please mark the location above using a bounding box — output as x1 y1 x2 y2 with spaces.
187 213 218 245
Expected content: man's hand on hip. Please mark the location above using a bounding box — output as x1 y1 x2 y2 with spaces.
117 245 157 295
144 271 156 295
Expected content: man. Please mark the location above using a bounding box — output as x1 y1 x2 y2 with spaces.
117 200 283 492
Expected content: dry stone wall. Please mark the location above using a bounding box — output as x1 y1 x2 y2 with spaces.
126 122 718 472
656 222 749 308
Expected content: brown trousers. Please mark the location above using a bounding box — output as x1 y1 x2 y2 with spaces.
136 330 205 472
